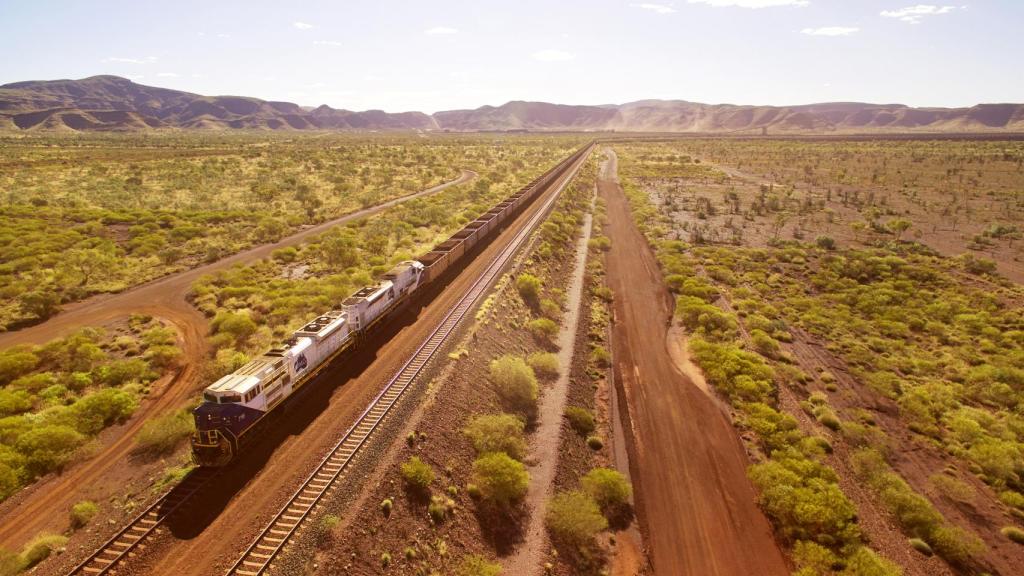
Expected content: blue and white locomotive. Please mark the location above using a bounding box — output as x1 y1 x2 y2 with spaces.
191 260 424 466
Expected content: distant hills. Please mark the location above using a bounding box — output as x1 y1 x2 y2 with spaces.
2 75 1022 133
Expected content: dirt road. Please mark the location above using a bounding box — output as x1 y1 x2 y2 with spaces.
0 170 474 552
600 149 789 576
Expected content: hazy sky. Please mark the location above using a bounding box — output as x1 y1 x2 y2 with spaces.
1 1 1021 112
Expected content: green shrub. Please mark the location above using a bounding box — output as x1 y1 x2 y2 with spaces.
16 425 86 477
750 329 781 358
471 452 529 507
69 500 98 529
908 538 933 556
586 435 604 450
400 456 434 493
1002 526 1024 544
380 498 393 517
463 413 527 461
516 273 542 306
70 388 138 435
527 352 559 378
929 525 985 565
581 468 632 515
528 318 559 341
540 298 561 320
545 490 607 546
840 546 902 576
489 356 538 415
565 407 595 435
748 448 859 548
815 236 836 250
429 495 454 524
134 410 194 456
20 533 67 569
457 553 502 576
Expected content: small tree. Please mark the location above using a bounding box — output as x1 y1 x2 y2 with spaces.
887 219 912 241
472 452 529 507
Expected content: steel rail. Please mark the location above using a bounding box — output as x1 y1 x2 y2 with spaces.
226 145 591 576
66 468 219 575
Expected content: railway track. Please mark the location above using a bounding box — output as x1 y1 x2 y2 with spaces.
67 468 219 574
63 145 589 576
226 146 590 576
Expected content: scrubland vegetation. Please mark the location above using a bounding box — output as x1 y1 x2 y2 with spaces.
0 315 177 501
188 138 575 381
0 134 580 329
615 140 1024 575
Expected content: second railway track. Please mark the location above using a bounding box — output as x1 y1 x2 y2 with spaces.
64 144 591 576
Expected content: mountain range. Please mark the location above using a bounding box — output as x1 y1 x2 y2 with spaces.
2 75 1022 133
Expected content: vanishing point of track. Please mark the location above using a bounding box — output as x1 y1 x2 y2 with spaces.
65 145 590 576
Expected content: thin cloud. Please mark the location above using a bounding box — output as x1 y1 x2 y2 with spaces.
103 56 157 64
532 49 575 62
425 26 458 35
156 72 179 77
687 0 809 7
632 3 677 13
880 5 956 24
293 21 314 30
313 40 343 46
802 26 859 36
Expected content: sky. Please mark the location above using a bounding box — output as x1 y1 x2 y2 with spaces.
0 0 1021 112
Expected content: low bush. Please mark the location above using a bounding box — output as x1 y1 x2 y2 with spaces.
586 435 604 450
590 346 611 368
471 452 529 507
400 456 434 493
463 413 527 461
581 468 632 516
528 318 559 341
565 406 595 435
1002 526 1024 544
457 553 502 576
527 352 560 379
545 490 607 547
134 409 194 456
489 356 538 416
69 500 98 529
515 273 542 306
748 447 860 549
20 533 67 569
909 537 933 556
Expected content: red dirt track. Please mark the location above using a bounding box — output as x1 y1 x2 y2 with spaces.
0 170 475 552
601 149 789 576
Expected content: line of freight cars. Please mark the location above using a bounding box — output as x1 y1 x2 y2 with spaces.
191 143 592 466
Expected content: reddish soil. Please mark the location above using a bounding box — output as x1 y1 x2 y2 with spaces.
600 150 790 576
0 170 475 554
36 163 575 576
504 199 595 575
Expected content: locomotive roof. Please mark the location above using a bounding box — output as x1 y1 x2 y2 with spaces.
295 310 347 338
343 279 392 306
207 373 260 395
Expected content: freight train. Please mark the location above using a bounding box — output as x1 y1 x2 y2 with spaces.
191 144 591 466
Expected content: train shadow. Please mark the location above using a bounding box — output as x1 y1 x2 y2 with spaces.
162 221 513 539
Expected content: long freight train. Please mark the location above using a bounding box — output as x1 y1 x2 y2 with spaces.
191 144 591 466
